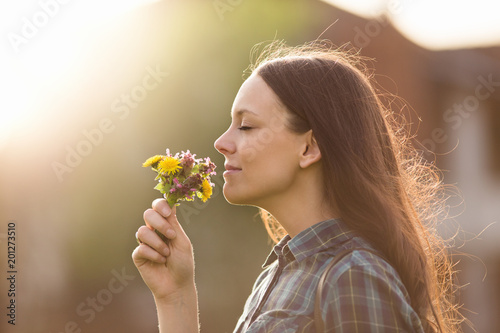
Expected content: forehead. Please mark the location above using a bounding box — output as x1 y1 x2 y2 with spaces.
231 74 285 118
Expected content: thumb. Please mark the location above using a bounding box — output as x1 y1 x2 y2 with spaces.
151 199 185 238
151 199 191 245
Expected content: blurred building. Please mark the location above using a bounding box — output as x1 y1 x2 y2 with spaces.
312 2 500 331
1 1 499 332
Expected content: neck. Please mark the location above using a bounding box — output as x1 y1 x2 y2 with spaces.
258 167 338 238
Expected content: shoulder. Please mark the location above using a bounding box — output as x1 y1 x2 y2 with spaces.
323 248 408 301
319 249 423 332
326 249 404 288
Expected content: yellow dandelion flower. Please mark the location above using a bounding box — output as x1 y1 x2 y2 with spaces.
198 178 213 202
158 156 181 175
142 155 164 167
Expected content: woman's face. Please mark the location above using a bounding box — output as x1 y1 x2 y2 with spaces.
214 74 307 207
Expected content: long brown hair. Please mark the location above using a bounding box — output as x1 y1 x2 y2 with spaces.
249 41 464 332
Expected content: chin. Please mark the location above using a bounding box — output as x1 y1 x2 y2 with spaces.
222 185 258 207
222 188 245 205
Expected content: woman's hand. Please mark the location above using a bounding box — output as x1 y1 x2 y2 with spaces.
132 198 195 302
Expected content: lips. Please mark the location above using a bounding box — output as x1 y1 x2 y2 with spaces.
224 163 242 176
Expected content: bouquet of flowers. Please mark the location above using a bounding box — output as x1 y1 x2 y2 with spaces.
143 149 217 207
142 149 216 243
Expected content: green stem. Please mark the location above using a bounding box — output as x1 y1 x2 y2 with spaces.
165 193 177 208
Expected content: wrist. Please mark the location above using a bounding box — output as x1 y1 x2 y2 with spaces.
154 283 197 306
154 283 199 333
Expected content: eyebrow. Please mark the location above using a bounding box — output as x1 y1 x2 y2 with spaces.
231 109 258 117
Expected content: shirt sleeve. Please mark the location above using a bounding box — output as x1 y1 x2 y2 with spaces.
321 252 423 333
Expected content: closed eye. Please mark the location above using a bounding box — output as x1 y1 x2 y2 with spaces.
238 126 253 131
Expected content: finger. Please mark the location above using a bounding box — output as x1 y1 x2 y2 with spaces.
143 209 177 240
136 226 170 257
152 198 172 219
132 244 167 264
150 200 191 248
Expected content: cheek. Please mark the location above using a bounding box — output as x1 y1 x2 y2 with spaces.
245 138 299 183
237 128 284 162
239 129 292 165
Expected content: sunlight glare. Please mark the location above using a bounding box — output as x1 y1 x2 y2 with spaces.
320 0 500 50
0 0 160 151
320 0 387 19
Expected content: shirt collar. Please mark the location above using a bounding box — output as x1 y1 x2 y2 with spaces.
262 234 293 268
262 218 355 268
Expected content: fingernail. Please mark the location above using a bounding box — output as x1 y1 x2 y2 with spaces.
163 247 170 256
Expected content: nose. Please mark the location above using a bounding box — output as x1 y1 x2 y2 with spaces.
214 128 235 156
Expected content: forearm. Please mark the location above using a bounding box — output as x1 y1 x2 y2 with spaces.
154 284 200 333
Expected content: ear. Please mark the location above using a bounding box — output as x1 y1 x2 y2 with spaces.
299 130 321 168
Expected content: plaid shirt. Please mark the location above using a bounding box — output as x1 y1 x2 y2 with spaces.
233 219 424 332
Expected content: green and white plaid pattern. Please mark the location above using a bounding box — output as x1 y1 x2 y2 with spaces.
234 219 424 333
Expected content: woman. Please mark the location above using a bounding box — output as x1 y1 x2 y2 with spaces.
132 41 463 332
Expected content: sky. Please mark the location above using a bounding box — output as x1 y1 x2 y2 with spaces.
321 0 500 50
